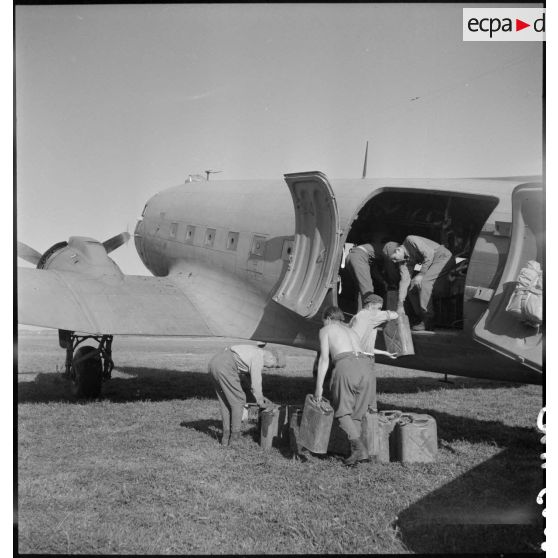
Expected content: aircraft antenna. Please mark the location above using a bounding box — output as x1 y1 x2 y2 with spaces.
204 169 223 181
362 141 368 179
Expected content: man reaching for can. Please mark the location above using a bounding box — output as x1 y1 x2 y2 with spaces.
383 235 454 331
208 344 279 446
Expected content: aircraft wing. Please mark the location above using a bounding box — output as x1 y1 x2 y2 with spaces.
17 267 214 336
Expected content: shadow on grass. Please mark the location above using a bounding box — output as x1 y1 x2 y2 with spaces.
17 363 526 408
179 418 222 442
395 446 544 554
376 374 525 394
17 366 316 406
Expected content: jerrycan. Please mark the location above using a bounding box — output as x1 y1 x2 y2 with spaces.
288 408 303 456
361 410 381 458
396 413 438 463
383 291 415 356
259 405 295 450
327 418 350 456
260 405 281 450
377 410 402 462
242 403 260 423
299 395 334 454
328 410 382 457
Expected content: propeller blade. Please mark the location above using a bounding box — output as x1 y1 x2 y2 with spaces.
17 241 42 265
102 232 131 254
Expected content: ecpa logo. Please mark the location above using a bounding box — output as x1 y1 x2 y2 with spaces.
463 8 545 41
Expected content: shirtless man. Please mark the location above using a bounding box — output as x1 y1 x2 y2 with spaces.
314 306 372 466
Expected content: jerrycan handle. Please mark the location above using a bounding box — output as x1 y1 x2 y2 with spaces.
261 404 280 415
308 394 333 413
383 410 403 421
399 413 429 426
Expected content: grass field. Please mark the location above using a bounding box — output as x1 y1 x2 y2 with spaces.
17 330 544 554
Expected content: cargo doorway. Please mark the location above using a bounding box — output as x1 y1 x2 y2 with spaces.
337 189 499 329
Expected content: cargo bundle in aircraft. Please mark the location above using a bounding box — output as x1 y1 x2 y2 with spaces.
17 172 543 397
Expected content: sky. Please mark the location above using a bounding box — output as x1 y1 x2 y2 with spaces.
16 3 543 277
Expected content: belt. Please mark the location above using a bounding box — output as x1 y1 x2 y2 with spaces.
333 351 368 364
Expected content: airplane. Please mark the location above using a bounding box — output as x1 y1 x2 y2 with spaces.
17 171 543 397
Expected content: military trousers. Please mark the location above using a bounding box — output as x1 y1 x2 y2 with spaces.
208 348 246 435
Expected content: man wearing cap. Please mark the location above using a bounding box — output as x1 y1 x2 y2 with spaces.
208 344 279 447
383 235 454 331
349 293 398 411
346 243 388 302
315 306 372 466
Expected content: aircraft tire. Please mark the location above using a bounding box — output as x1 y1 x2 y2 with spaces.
72 346 102 399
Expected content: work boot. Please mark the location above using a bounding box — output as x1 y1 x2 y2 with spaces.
228 431 242 448
344 438 369 466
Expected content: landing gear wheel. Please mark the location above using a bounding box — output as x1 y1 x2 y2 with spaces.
72 346 102 398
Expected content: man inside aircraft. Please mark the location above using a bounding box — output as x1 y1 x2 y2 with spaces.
349 293 398 412
315 306 372 466
346 242 389 302
383 235 454 331
208 344 277 447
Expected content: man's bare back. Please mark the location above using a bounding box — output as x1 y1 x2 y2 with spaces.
321 322 364 359
315 306 366 401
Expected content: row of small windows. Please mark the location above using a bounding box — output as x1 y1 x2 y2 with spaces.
167 222 265 255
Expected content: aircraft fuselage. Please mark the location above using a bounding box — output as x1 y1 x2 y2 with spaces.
133 175 542 384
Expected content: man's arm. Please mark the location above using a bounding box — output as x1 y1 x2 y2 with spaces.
373 310 399 326
398 264 411 306
370 264 388 292
373 348 398 359
249 350 265 404
407 236 435 275
314 328 330 401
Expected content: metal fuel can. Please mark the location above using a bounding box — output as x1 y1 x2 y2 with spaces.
395 413 438 463
377 410 402 462
327 418 351 456
361 410 381 458
327 410 381 458
383 290 415 356
298 394 334 454
260 405 298 450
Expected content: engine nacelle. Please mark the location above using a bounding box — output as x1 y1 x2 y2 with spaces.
38 236 124 280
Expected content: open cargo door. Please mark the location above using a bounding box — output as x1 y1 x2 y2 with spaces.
272 171 341 318
473 183 543 372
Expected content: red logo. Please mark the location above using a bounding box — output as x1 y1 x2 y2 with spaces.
516 19 530 31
